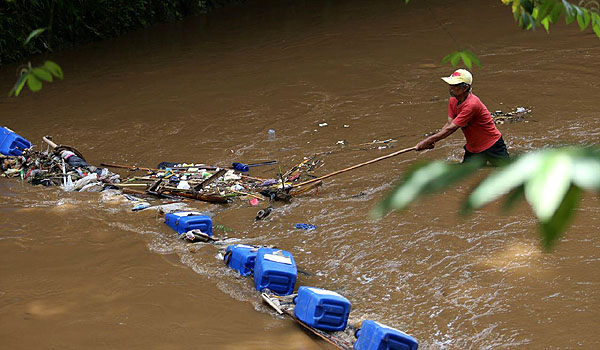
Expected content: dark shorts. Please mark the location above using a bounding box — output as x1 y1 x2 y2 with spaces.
463 136 509 166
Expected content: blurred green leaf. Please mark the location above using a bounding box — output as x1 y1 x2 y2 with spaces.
441 52 453 65
563 1 576 24
9 73 28 97
540 16 550 31
571 149 600 189
450 53 461 67
539 185 581 250
24 28 47 46
442 51 481 69
459 52 472 69
42 61 64 79
372 158 483 218
26 73 42 91
465 50 482 68
524 151 572 221
577 9 591 30
463 152 544 213
549 2 564 23
32 67 53 82
593 14 600 38
501 185 525 212
536 0 556 21
522 0 534 14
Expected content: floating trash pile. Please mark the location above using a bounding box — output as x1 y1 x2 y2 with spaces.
1 128 120 191
491 106 532 124
0 126 324 207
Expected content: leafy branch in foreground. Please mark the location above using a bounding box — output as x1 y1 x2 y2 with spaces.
373 147 600 250
434 0 600 68
503 0 600 36
9 60 63 97
9 27 63 97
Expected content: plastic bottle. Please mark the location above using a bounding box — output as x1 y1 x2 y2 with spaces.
268 129 276 141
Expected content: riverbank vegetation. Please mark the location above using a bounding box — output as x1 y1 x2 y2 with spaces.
0 0 242 67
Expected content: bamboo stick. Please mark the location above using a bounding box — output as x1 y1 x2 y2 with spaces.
292 147 416 188
100 163 158 172
229 189 263 200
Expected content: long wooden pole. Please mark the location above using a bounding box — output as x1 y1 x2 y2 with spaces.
292 147 416 188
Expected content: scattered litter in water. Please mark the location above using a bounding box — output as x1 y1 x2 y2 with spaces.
295 223 317 230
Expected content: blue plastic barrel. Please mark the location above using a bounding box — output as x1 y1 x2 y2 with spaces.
225 244 258 276
0 127 31 157
165 211 212 236
354 320 418 350
253 248 297 295
293 286 351 331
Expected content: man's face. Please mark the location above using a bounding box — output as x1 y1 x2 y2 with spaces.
449 84 467 97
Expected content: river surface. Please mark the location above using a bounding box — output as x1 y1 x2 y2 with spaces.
1 0 599 349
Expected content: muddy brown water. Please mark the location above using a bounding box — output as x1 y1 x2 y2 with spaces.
1 0 599 349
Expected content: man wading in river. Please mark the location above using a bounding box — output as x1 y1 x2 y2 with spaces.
415 69 509 165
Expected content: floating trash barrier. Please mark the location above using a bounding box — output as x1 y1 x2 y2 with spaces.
2 127 420 349
294 286 352 332
354 320 418 350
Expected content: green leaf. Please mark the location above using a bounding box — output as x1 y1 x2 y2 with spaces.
26 73 42 92
24 28 47 46
593 13 600 38
459 52 472 69
32 67 53 82
562 0 576 24
539 185 582 250
549 2 564 23
524 150 573 221
464 50 482 67
42 61 63 79
441 52 464 68
535 0 556 22
450 53 461 67
9 73 28 97
441 53 453 64
571 149 600 190
373 158 484 218
576 8 591 30
521 0 534 14
541 17 551 31
501 185 526 212
464 151 544 212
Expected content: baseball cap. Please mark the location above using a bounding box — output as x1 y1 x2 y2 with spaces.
441 69 473 85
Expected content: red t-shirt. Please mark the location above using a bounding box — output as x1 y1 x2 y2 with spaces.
448 93 501 153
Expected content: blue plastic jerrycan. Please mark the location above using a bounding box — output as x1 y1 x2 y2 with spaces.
1 127 31 157
354 320 418 350
293 286 351 331
253 248 297 295
164 211 212 236
224 244 259 276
